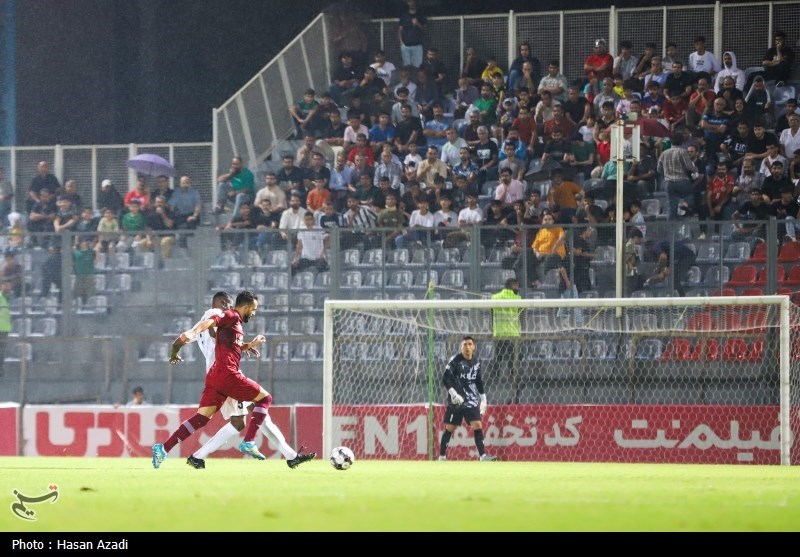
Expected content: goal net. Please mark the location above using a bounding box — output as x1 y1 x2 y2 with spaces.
323 296 800 464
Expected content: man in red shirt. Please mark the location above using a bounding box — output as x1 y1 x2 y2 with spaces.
152 290 283 467
698 161 733 238
584 39 614 80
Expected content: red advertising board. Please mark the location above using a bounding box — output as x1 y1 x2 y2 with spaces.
298 404 793 464
11 403 795 463
0 403 20 456
21 405 291 458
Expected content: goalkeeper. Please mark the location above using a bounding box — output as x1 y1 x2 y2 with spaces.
439 335 498 461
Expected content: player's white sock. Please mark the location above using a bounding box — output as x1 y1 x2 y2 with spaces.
260 415 297 460
194 422 239 460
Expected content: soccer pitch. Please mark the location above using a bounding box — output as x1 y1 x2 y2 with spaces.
2 457 799 532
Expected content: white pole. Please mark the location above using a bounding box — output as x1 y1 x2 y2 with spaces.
614 122 625 302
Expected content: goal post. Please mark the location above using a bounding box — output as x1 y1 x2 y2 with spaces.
323 296 799 465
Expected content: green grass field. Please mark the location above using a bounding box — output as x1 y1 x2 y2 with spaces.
2 457 800 532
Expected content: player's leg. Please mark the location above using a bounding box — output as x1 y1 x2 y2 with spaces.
439 408 460 460
223 374 271 459
259 414 316 468
468 413 497 461
152 396 219 469
189 399 246 467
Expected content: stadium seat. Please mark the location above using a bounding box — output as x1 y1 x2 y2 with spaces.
747 242 768 263
782 265 800 287
341 248 362 268
636 338 664 360
687 311 713 331
359 248 384 268
704 265 730 288
414 270 439 288
755 266 785 285
703 338 720 361
747 338 765 362
440 269 465 288
314 271 331 290
711 287 735 297
718 311 742 330
387 269 414 289
743 310 768 334
386 248 409 269
723 242 751 263
290 315 317 335
694 243 721 265
342 270 363 288
294 292 315 308
725 265 757 287
660 338 700 362
263 250 289 269
292 341 320 361
408 247 435 267
363 270 385 288
721 337 749 362
263 271 289 290
778 241 800 263
291 271 315 290
740 287 765 296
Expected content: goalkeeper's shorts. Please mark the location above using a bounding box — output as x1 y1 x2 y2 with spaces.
444 405 481 426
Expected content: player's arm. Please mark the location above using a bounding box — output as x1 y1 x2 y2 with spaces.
442 364 464 405
170 317 216 363
241 334 267 358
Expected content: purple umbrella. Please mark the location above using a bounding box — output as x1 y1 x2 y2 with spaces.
127 153 176 177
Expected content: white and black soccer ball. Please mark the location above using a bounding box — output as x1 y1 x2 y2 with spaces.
330 446 355 470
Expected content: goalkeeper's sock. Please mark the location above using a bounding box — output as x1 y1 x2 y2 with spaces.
194 422 239 460
439 430 452 457
164 413 210 453
259 415 297 460
474 429 486 456
243 394 272 442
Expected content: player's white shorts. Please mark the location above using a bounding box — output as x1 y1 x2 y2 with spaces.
220 397 248 421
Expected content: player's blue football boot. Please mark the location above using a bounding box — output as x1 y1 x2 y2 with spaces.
152 443 167 468
238 440 266 460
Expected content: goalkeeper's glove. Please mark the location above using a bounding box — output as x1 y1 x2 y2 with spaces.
480 394 487 415
448 388 464 406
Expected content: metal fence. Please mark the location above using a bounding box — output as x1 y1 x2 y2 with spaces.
213 1 800 181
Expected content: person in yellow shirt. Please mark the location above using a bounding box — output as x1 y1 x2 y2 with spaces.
490 278 522 403
529 210 566 287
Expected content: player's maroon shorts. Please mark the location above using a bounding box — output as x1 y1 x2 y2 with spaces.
198 369 262 410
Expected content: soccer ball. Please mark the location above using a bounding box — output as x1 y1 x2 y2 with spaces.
330 446 355 470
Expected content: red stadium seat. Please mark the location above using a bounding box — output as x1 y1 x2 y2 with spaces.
687 311 713 331
782 265 800 287
722 337 748 361
747 242 767 263
703 338 720 361
746 338 765 362
711 288 736 297
743 310 768 334
755 266 785 285
726 265 757 287
740 287 765 296
778 241 800 263
718 311 742 330
660 338 695 362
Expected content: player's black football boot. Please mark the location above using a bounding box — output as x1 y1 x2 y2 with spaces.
186 455 206 469
287 445 316 469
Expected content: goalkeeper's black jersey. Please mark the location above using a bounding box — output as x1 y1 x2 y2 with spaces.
443 353 484 409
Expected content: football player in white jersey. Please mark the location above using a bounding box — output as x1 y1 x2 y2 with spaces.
185 291 315 469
